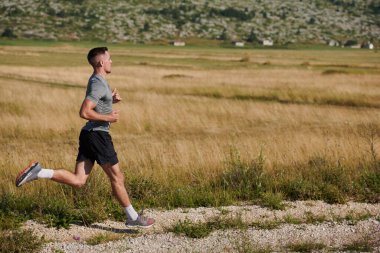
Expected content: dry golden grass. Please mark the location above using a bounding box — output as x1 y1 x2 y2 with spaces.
0 44 379 193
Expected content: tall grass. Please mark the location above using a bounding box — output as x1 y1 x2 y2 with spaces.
0 42 379 227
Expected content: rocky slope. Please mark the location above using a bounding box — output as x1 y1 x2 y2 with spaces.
1 0 379 44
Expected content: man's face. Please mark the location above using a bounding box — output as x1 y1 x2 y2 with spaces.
102 51 112 74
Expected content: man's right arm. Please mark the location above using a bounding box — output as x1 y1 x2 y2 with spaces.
79 99 119 123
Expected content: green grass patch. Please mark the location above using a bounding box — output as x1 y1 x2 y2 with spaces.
0 229 45 253
259 191 286 210
233 235 272 253
160 183 234 209
333 211 372 225
86 232 125 245
279 156 356 203
169 214 283 239
283 215 303 225
0 213 25 231
251 220 282 230
304 211 327 224
170 219 213 238
41 200 81 229
219 148 266 201
322 69 349 75
0 182 118 229
169 215 247 238
356 167 380 203
342 239 374 252
286 241 326 252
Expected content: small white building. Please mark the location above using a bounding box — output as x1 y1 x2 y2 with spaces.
262 39 273 46
328 40 339 47
171 41 185 46
362 41 374 49
234 41 245 47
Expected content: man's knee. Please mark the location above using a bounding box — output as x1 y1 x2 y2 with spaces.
73 177 87 188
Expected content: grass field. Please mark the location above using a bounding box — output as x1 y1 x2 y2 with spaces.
0 41 379 231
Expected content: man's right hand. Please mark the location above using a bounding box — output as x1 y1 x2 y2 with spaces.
108 110 119 123
80 99 120 123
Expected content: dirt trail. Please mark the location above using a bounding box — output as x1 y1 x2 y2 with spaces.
22 201 380 253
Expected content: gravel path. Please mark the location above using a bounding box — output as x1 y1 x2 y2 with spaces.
22 201 380 253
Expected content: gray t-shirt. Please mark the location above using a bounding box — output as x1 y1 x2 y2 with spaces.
82 74 112 132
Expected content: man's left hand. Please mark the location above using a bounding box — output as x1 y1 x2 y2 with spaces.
112 88 122 103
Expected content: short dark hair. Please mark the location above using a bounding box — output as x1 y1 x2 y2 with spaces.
87 47 108 66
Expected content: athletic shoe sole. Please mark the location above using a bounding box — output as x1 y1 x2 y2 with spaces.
125 217 155 229
15 161 40 187
125 223 154 229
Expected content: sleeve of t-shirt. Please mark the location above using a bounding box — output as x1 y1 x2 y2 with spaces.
85 79 106 104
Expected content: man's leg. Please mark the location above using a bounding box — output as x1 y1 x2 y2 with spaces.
52 160 94 188
16 160 94 188
101 162 155 228
100 162 131 206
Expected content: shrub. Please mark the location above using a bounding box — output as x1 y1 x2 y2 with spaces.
286 241 326 252
169 215 247 238
0 229 44 253
251 220 281 230
164 186 231 208
259 191 285 210
86 232 124 245
342 239 374 252
283 215 303 224
1 28 16 38
0 213 24 231
356 168 380 203
0 193 37 217
170 219 213 238
127 176 161 201
304 211 327 224
221 148 266 200
232 233 272 253
281 178 321 200
322 184 346 204
344 40 358 47
42 200 80 229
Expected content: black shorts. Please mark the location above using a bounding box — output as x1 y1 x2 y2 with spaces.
76 130 119 166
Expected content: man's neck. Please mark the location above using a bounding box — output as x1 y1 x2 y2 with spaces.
93 69 107 79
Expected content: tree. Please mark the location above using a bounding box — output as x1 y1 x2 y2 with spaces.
369 1 380 15
219 28 228 41
344 40 358 47
1 28 16 38
143 22 150 32
308 17 316 24
246 29 258 43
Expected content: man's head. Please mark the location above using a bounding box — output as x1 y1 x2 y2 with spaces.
87 47 112 74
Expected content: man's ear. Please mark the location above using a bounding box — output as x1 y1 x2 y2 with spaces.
94 55 104 67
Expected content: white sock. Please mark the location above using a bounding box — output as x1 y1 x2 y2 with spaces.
37 169 54 179
124 205 138 221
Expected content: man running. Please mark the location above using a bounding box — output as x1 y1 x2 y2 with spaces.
15 47 155 228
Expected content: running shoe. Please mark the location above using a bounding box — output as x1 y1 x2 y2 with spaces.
15 161 41 187
126 215 155 228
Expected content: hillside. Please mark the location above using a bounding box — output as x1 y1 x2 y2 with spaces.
1 0 379 45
